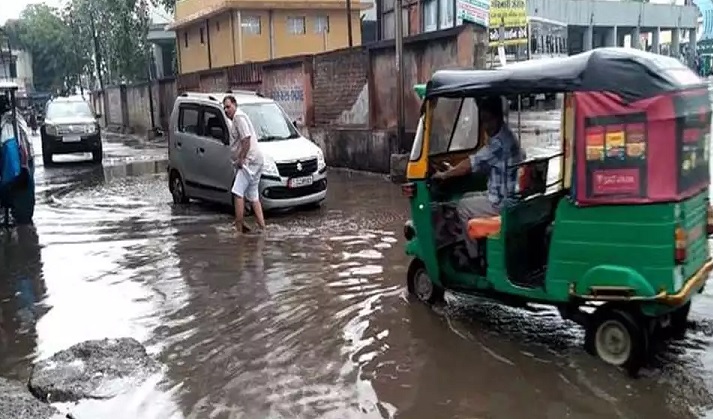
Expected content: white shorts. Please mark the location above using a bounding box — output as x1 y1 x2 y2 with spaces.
231 168 260 201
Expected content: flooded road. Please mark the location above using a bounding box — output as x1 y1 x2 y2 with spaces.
2 126 713 418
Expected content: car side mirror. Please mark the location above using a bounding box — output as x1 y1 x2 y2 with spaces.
292 120 298 128
37 115 44 123
95 112 102 119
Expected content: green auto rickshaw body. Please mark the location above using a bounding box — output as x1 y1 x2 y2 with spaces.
404 48 713 371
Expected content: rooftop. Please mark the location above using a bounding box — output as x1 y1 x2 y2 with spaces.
170 0 372 30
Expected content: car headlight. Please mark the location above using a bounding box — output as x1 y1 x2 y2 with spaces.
262 156 280 177
84 124 97 134
317 149 326 171
45 124 58 136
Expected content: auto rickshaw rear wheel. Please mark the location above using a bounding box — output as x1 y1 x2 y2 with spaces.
668 301 691 340
585 306 648 376
407 259 444 305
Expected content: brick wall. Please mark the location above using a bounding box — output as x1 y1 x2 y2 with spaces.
312 47 369 126
102 23 486 167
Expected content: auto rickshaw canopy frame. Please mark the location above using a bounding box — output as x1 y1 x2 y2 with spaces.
423 47 706 102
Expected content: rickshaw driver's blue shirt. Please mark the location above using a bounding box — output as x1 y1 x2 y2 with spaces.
468 124 524 208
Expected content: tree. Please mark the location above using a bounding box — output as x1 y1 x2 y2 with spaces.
4 0 170 92
66 0 153 85
2 4 87 93
152 0 176 14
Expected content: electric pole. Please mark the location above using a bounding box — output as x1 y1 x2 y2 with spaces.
346 0 354 47
89 6 108 126
395 0 405 147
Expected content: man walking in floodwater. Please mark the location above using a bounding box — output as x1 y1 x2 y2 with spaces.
223 95 266 233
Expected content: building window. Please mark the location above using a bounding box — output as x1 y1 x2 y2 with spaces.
242 15 261 35
439 0 454 29
184 32 188 48
200 27 205 44
424 0 437 32
314 16 329 33
287 16 306 35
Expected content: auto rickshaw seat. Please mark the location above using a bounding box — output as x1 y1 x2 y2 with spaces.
467 216 501 240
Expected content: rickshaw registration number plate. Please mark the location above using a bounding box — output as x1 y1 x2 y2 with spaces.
288 176 313 188
62 136 81 143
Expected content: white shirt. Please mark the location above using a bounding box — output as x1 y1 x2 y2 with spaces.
229 109 264 175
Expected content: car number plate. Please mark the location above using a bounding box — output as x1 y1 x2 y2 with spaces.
288 176 313 188
62 135 81 143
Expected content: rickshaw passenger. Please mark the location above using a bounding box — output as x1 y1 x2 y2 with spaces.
433 96 525 221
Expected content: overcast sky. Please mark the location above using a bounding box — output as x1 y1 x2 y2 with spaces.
0 0 172 25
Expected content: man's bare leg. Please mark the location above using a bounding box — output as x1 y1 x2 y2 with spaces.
233 195 246 231
251 199 266 229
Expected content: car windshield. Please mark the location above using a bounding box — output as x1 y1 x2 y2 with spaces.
239 102 299 142
46 101 93 119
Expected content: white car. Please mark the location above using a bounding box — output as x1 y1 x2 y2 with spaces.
167 91 327 210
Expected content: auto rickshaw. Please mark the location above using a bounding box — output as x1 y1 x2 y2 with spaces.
0 81 36 226
403 48 713 375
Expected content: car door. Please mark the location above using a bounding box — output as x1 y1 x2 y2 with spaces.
196 105 235 205
174 103 205 198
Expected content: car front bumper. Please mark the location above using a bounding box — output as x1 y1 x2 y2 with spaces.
42 132 102 154
259 169 328 210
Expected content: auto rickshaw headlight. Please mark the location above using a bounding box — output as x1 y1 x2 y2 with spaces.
404 220 416 240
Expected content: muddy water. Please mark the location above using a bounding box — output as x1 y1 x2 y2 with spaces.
1 132 713 418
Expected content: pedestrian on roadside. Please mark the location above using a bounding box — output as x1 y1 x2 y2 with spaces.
29 107 37 136
223 95 266 233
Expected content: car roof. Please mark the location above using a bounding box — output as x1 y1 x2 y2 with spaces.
176 90 274 107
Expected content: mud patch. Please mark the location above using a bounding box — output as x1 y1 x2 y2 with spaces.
29 338 159 403
0 377 62 419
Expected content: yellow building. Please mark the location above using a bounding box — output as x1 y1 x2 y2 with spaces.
169 0 372 74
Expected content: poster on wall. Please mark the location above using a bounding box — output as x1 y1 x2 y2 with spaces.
456 0 490 27
673 92 711 194
488 0 527 46
583 113 648 199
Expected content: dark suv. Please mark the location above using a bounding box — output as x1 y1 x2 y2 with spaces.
40 97 102 165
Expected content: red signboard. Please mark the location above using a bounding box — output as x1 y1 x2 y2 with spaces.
592 168 640 195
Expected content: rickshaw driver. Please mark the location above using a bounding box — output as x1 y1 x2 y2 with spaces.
433 96 525 221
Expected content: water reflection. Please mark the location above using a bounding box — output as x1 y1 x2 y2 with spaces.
0 226 44 381
2 128 713 418
30 160 186 417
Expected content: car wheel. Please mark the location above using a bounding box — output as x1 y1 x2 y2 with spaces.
170 171 189 204
92 149 103 164
41 142 53 167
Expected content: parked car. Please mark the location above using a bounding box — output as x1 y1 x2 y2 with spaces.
40 96 102 165
167 91 327 211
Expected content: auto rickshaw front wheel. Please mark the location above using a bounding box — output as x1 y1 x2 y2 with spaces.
407 259 444 305
585 306 648 376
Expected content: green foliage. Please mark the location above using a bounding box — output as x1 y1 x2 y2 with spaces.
2 0 165 92
2 4 87 93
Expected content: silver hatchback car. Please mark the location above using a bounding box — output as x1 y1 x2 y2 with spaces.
167 91 328 210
